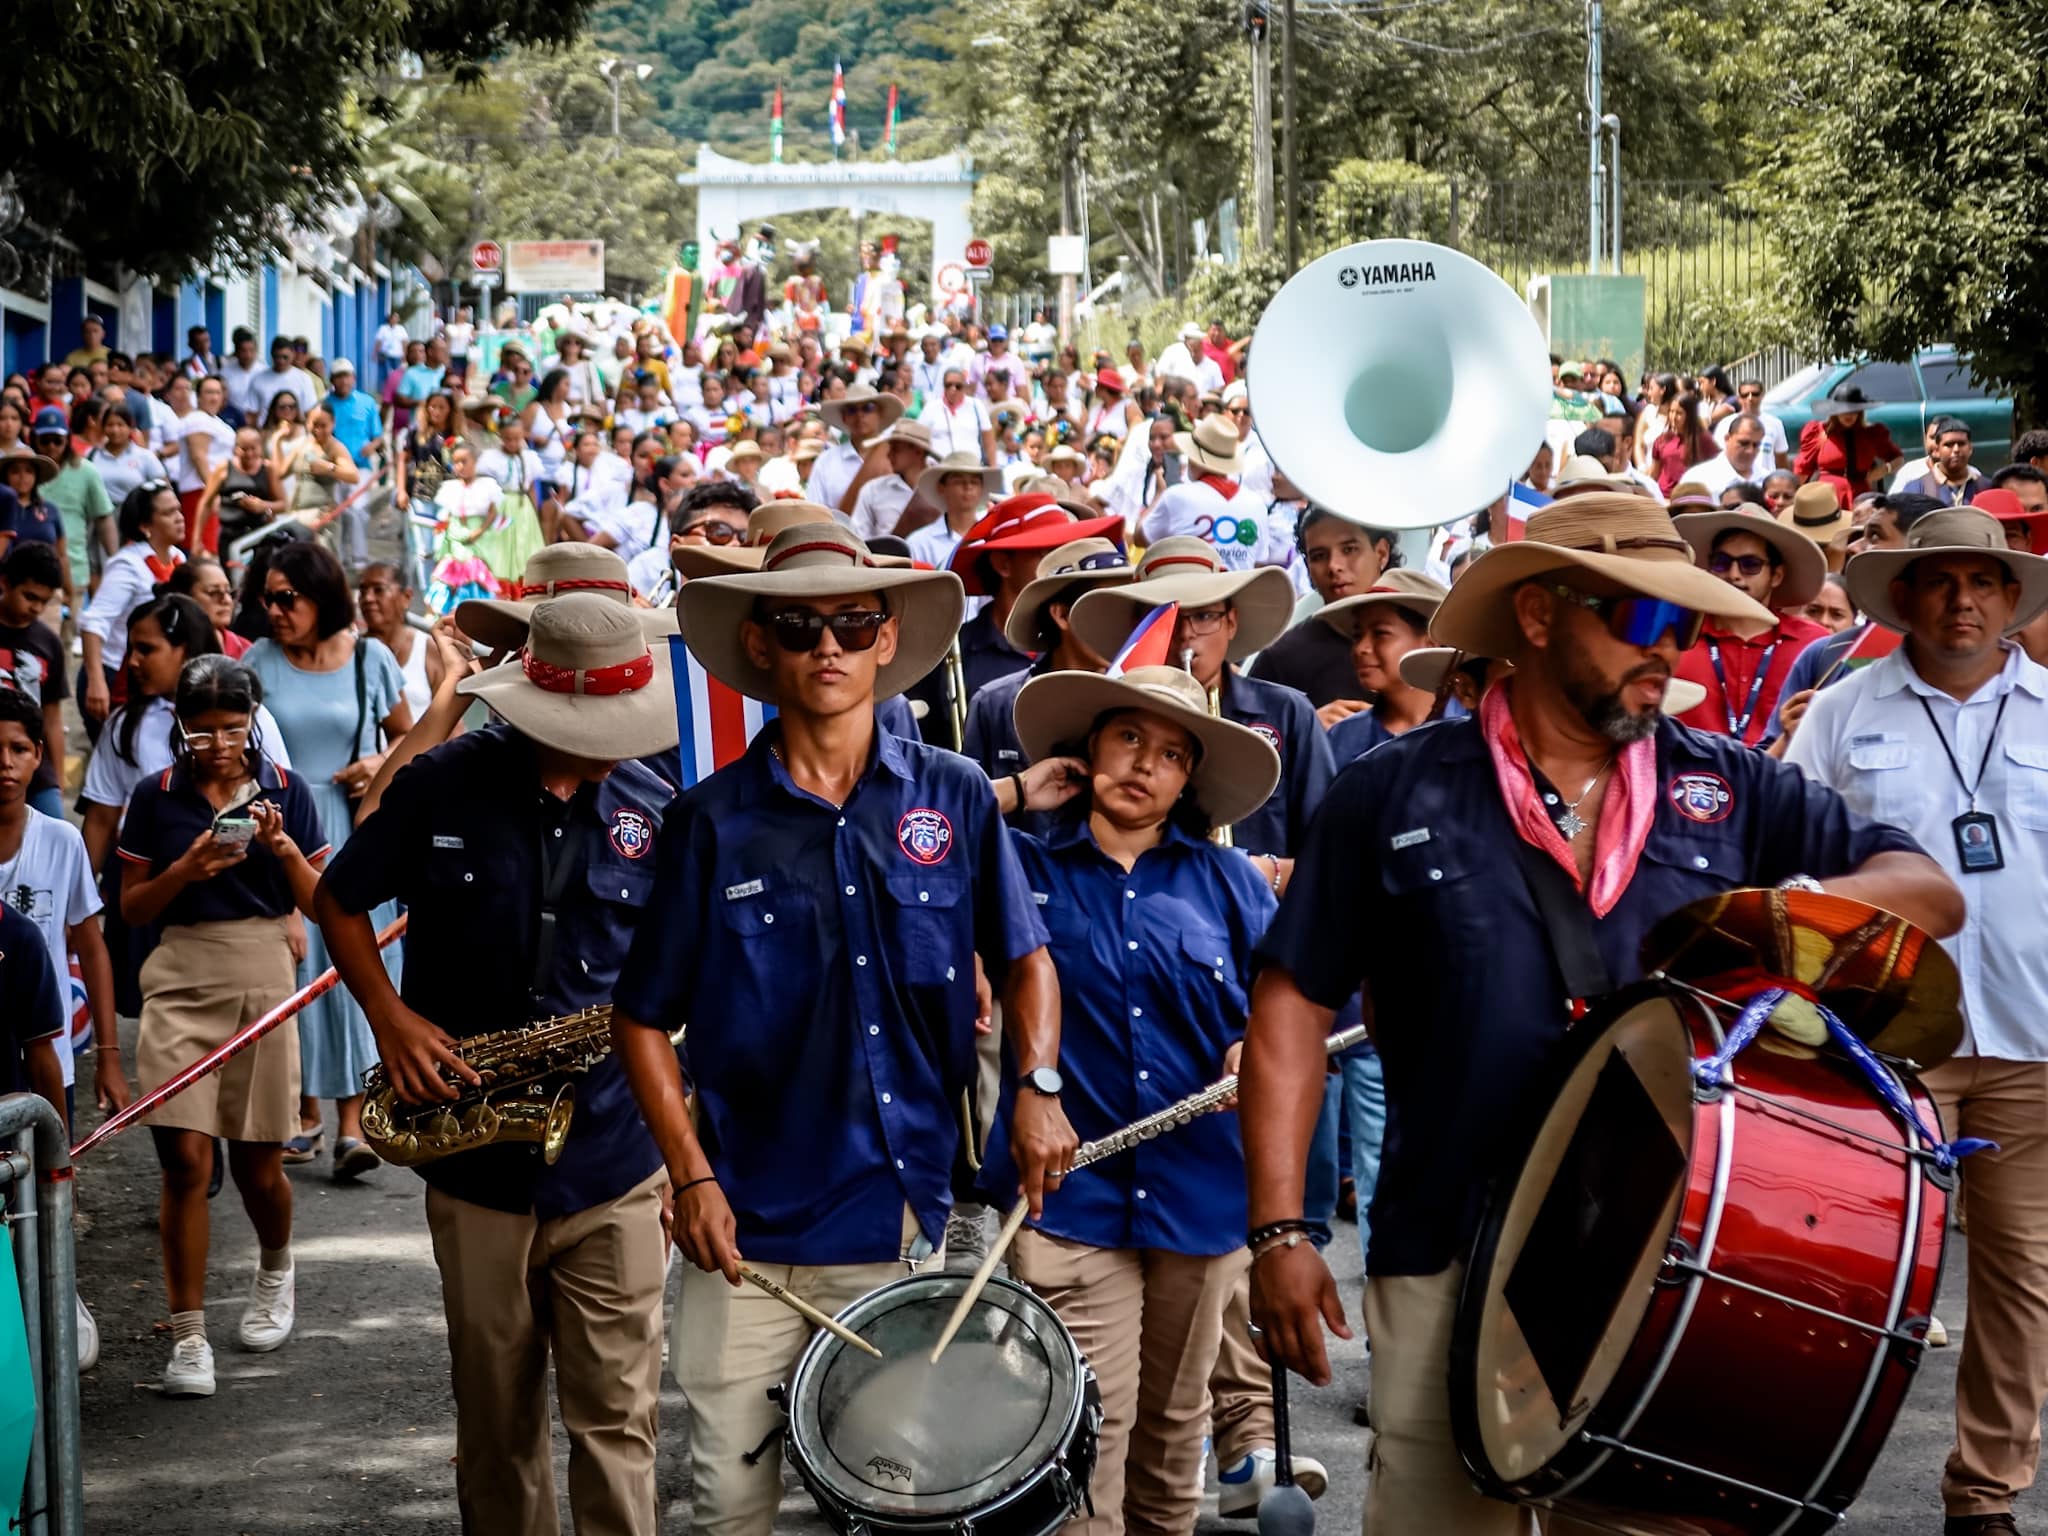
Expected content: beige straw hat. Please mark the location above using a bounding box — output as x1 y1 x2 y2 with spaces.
915 451 1004 503
1067 537 1296 662
1174 416 1243 477
671 501 844 580
458 595 679 760
1673 510 1826 609
820 384 903 433
456 542 678 652
1316 569 1450 640
1003 538 1135 651
1845 507 2048 634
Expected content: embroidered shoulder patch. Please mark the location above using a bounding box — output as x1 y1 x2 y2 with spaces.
897 808 954 866
609 807 654 859
1668 771 1733 824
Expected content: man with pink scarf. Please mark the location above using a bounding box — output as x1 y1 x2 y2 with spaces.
1235 492 1964 1535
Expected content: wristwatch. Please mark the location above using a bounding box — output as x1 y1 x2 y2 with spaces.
1776 874 1825 894
1019 1066 1064 1097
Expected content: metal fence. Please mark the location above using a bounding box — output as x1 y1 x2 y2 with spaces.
1313 178 1780 371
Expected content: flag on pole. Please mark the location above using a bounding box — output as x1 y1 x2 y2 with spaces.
884 82 899 157
1816 621 1902 688
770 84 784 163
670 635 777 788
1106 603 1179 677
1503 480 1551 541
829 61 848 151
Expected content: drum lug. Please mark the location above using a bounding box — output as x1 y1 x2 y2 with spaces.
1692 1074 1727 1105
1922 1157 1959 1194
1657 1236 1698 1288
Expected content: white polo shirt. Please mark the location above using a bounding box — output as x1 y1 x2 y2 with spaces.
1784 641 2048 1059
1140 476 1262 571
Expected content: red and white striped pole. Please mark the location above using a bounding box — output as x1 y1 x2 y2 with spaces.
72 914 408 1158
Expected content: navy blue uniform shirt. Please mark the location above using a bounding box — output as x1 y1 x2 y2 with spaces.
982 816 1275 1255
640 695 920 794
318 725 671 1221
0 905 63 1097
1328 696 1469 768
1256 713 1924 1277
1218 668 1332 859
613 724 1048 1266
118 759 329 926
963 656 1058 838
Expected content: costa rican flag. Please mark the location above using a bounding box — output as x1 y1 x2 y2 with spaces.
1107 602 1179 677
829 61 848 148
670 635 776 789
1504 480 1551 541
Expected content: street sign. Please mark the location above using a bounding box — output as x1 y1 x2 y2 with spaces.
936 263 967 296
964 238 994 270
965 267 992 286
470 240 503 275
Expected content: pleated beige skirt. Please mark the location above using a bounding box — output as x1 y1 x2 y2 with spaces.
138 918 301 1143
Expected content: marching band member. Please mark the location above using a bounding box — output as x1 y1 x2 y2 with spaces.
610 524 1077 1536
1240 493 1963 1534
316 596 681 1536
1318 569 1457 766
983 663 1281 1536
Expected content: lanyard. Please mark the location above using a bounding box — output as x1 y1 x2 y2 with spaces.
1917 690 2011 811
1707 638 1779 741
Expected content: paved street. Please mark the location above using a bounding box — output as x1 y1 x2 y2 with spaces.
72 1058 1983 1535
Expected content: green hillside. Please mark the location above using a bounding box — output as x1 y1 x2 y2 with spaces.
587 0 969 162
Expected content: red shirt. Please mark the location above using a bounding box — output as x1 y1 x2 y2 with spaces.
1202 339 1236 385
1794 419 1901 499
1674 614 1829 746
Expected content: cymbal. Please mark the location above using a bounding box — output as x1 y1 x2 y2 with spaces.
1641 887 1963 1069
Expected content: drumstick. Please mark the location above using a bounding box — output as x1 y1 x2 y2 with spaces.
740 1266 883 1360
930 1196 1030 1364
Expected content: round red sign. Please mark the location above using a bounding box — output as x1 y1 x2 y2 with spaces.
964 238 993 269
470 240 504 273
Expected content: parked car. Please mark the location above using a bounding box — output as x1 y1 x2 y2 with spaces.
1763 348 2014 472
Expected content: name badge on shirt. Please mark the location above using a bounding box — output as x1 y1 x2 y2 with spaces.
431 835 464 850
1391 827 1431 850
725 878 766 901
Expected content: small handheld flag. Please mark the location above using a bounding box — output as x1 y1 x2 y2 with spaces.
1504 480 1551 541
829 62 848 151
1107 603 1179 677
770 84 784 164
671 634 777 788
1816 622 1902 688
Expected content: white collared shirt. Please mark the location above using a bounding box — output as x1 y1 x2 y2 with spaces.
1784 642 2048 1059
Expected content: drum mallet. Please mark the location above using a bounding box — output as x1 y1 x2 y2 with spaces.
740 1267 883 1360
931 1023 1373 1363
1251 1323 1316 1536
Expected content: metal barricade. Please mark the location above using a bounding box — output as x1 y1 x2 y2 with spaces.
0 1094 82 1536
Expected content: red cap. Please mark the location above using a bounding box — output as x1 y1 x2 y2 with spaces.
947 495 1124 595
1093 369 1125 395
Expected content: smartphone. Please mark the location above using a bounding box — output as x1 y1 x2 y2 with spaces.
213 815 257 851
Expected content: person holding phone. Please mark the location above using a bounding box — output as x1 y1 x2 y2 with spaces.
117 655 329 1400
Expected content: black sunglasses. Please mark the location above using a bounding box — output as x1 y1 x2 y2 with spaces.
261 588 304 610
756 606 888 653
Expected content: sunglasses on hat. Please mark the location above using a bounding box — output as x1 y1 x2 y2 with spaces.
1547 584 1705 649
754 603 888 653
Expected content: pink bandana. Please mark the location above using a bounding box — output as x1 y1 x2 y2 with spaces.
1480 682 1656 918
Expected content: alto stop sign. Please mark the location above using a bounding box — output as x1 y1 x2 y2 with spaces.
470 240 504 274
964 238 994 269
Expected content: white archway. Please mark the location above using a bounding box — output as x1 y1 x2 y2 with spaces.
679 146 977 311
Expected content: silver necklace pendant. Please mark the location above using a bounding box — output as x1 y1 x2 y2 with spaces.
1556 807 1589 840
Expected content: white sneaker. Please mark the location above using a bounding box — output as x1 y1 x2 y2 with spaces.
163 1335 215 1397
237 1265 295 1352
1216 1447 1328 1518
75 1294 97 1373
1928 1314 1951 1348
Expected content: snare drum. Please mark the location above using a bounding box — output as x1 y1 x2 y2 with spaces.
1452 982 1948 1536
787 1273 1100 1536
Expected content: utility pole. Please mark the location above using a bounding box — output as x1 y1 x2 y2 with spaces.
1249 1 1275 249
1283 0 1299 273
1585 0 1603 272
599 59 655 156
1058 133 1078 343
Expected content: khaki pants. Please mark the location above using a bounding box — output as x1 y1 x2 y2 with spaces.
1209 1270 1276 1465
425 1169 667 1536
673 1209 939 1536
1365 1268 1603 1535
1012 1230 1243 1536
1924 1056 2048 1516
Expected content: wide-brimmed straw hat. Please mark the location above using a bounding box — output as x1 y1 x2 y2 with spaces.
677 524 964 704
915 451 1005 503
1003 537 1135 651
1396 646 1707 714
1432 492 1778 657
1673 510 1826 609
1846 507 2048 634
1317 569 1451 640
1013 665 1280 829
949 495 1123 597
671 501 842 580
1068 536 1296 662
0 449 58 485
457 543 678 652
1782 480 1852 545
820 383 905 434
458 595 679 760
1551 455 1639 499
1176 416 1243 477
865 417 937 459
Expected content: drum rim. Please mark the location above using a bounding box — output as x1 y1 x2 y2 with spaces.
1448 979 1692 1501
786 1272 1089 1518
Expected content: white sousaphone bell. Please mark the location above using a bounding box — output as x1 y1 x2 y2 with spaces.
1246 240 1553 530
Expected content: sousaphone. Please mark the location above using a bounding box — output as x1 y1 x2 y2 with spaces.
1246 240 1552 529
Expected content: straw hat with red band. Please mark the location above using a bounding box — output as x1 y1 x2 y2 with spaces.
1432 492 1777 658
458 595 680 760
1003 537 1136 651
678 524 966 704
948 495 1123 597
1066 536 1297 662
1315 568 1450 639
457 542 678 652
671 501 845 579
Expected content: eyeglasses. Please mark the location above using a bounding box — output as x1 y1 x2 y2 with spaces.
1708 552 1771 578
944 380 965 391
261 588 303 610
1738 388 1763 399
1546 584 1704 649
755 606 889 652
178 723 250 750
685 520 743 544
1174 605 1232 636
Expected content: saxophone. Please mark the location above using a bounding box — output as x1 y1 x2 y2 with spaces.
361 1004 616 1168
